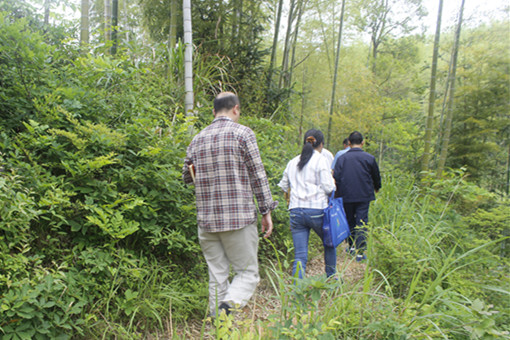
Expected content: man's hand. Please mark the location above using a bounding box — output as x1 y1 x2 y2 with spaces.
261 212 273 238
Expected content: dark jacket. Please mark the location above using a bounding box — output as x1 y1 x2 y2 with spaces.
333 148 381 203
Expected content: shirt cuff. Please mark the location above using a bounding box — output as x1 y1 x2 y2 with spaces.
259 200 279 215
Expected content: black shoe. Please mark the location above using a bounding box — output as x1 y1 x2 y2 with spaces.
218 302 232 316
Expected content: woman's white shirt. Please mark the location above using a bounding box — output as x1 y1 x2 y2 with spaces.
278 150 335 210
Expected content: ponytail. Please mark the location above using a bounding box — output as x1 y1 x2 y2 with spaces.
297 130 324 170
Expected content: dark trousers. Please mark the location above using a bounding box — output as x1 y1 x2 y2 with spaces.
343 201 370 253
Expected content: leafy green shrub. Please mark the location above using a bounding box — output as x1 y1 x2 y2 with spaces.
0 165 43 290
0 172 39 249
0 12 54 132
0 10 209 337
463 198 510 255
0 272 87 339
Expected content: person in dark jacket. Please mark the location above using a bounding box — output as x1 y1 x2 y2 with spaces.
333 131 381 262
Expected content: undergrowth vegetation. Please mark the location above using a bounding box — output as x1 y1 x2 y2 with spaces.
0 7 508 340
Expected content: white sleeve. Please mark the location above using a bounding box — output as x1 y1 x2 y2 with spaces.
318 157 335 195
278 163 290 193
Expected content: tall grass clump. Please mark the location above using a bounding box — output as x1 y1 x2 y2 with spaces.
367 170 509 338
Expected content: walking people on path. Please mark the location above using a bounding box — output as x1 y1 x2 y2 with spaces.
182 92 278 317
333 131 381 262
331 138 350 172
278 129 337 279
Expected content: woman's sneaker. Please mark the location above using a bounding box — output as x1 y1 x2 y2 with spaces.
346 247 356 256
356 254 367 262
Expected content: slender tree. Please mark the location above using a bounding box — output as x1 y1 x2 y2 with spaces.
169 0 178 49
122 0 129 42
215 0 224 50
421 0 443 175
111 0 118 54
436 0 465 178
44 0 51 25
279 0 296 89
167 0 178 81
104 0 112 43
231 0 243 44
298 66 307 145
287 0 307 89
267 0 284 90
80 0 90 45
183 0 194 115
326 0 346 149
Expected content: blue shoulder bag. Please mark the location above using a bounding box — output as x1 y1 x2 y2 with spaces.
323 190 350 248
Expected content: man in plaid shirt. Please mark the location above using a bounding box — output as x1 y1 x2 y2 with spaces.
183 92 278 317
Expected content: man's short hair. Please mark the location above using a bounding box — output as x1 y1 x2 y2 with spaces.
343 138 349 146
348 131 363 145
214 93 240 113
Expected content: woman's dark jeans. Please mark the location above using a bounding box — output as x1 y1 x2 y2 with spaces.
290 208 337 279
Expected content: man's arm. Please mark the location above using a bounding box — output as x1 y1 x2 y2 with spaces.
331 152 340 171
372 159 381 192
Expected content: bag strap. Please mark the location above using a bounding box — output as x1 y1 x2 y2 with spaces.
329 190 336 204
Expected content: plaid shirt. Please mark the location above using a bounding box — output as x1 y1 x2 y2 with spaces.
182 117 278 232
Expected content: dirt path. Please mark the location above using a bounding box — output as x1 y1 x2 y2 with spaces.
170 248 367 339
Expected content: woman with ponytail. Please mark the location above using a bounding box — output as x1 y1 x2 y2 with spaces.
278 129 337 279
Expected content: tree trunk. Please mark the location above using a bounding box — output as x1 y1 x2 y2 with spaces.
167 0 179 81
298 66 307 145
183 0 194 116
434 57 452 159
111 0 118 54
326 0 346 149
104 0 112 43
287 0 306 89
231 0 243 44
215 0 224 50
421 0 443 175
436 0 465 178
368 0 390 75
169 0 178 49
279 0 296 89
267 0 284 90
80 0 90 45
123 0 129 42
44 0 51 26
